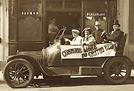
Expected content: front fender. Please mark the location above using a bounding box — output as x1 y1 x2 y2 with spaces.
6 55 50 76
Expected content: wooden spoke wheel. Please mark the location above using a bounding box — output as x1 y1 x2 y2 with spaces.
3 59 34 88
104 57 131 84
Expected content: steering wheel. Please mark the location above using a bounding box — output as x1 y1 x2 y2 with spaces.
55 27 68 45
55 27 66 39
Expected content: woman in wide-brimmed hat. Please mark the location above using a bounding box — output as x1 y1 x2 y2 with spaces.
82 27 96 46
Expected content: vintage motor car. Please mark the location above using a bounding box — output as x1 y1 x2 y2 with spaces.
3 27 134 88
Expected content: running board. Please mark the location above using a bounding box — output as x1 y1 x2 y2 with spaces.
45 66 103 76
79 66 103 75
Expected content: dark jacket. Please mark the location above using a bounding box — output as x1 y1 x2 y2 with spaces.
106 29 124 42
92 29 104 44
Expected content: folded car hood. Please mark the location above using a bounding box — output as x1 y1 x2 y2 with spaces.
17 51 42 60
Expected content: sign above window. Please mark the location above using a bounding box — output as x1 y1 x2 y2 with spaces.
21 12 39 15
86 12 106 17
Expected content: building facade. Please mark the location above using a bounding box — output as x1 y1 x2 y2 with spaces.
0 0 9 70
8 0 117 55
0 0 134 70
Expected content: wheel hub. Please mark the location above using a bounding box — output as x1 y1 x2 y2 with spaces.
115 69 120 75
15 70 21 77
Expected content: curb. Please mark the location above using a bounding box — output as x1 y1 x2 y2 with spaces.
0 80 5 84
0 71 5 84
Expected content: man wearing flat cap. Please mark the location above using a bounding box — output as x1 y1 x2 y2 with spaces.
65 29 82 45
106 20 124 42
92 21 105 44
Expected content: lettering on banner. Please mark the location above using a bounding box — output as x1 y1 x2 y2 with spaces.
62 48 82 57
82 43 116 58
61 43 116 58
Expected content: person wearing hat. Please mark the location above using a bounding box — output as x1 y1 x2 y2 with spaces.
106 20 124 42
82 27 96 45
92 21 105 44
65 29 82 45
48 18 59 45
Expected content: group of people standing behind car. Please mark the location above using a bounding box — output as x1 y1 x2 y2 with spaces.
48 18 124 46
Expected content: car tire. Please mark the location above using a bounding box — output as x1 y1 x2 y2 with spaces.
3 58 35 88
104 57 131 84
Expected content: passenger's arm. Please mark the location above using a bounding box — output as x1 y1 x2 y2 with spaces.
106 31 124 41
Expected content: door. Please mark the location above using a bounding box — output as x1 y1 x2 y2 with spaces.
9 0 46 55
46 11 81 35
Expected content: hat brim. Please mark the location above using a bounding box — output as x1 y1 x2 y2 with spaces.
72 30 79 33
95 25 101 26
113 24 120 26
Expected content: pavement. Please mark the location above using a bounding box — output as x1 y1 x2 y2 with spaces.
0 71 5 84
1 70 134 84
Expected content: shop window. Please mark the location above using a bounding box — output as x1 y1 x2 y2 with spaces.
46 12 81 35
65 0 81 9
18 0 42 42
46 0 62 9
46 0 81 9
85 1 108 12
45 0 82 36
85 0 108 31
18 0 42 15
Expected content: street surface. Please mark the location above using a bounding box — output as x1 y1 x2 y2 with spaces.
0 77 134 91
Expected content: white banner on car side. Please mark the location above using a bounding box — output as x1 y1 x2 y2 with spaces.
61 43 116 59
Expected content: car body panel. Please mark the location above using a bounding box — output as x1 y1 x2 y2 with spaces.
45 42 117 67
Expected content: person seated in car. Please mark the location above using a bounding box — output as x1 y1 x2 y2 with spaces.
105 20 124 43
65 29 82 45
82 27 96 46
92 21 106 44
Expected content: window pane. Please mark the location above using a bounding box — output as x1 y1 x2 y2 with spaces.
18 0 42 42
65 0 81 9
46 0 62 9
85 1 108 13
85 1 108 31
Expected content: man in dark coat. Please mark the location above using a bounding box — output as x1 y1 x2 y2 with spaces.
106 20 124 42
92 21 105 44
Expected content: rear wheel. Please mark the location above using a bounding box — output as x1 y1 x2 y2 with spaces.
104 57 131 84
3 59 34 88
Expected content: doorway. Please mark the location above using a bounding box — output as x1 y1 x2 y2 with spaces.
46 11 81 35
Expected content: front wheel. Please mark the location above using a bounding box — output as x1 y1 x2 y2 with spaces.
3 59 35 88
104 57 131 84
